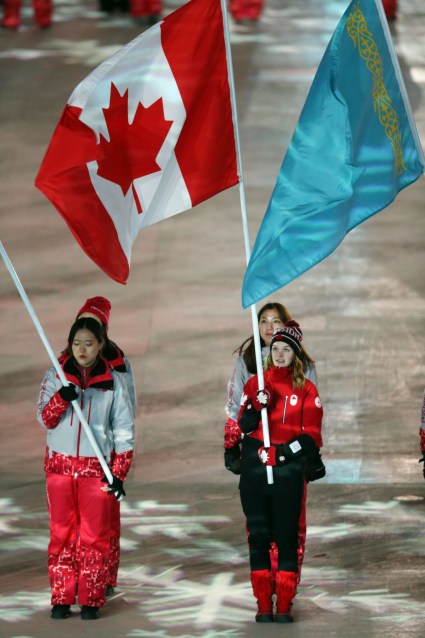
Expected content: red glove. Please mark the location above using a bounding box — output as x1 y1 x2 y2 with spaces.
259 435 316 468
224 417 242 448
258 446 278 466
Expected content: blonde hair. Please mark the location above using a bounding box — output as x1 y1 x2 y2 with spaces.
265 352 306 389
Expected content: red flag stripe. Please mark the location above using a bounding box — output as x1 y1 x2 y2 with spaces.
36 106 129 283
161 0 238 205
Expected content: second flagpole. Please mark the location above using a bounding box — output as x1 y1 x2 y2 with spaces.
220 0 274 484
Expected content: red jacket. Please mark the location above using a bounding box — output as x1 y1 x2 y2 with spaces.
238 366 323 493
239 366 323 447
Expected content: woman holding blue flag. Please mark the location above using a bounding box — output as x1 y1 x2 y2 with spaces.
223 302 317 472
236 321 325 623
223 302 318 581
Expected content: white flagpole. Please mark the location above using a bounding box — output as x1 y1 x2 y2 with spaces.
0 241 116 488
374 0 425 170
220 0 273 483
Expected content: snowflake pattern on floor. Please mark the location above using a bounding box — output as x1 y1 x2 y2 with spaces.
1 494 425 631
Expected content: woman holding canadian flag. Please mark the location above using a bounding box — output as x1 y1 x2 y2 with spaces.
37 316 134 620
72 296 137 597
237 321 325 623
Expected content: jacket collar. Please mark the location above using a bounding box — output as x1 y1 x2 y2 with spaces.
59 341 126 373
268 365 294 381
104 340 126 373
60 355 114 390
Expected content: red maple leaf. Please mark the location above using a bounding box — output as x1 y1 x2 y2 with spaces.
97 83 173 212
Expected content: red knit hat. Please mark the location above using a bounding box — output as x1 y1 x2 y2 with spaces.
77 296 111 326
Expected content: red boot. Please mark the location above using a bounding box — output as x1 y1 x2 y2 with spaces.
250 569 273 623
2 0 21 29
33 0 52 28
275 570 297 623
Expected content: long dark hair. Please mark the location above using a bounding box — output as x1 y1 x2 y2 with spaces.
234 302 315 374
64 317 104 357
89 322 123 361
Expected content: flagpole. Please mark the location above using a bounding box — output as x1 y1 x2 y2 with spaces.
0 241 117 490
220 0 273 483
374 0 425 170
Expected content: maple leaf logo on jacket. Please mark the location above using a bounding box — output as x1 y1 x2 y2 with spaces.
97 84 173 213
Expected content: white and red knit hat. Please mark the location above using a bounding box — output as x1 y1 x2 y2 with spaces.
77 296 111 326
270 320 303 356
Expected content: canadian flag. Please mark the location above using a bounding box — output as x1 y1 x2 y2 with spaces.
35 0 238 284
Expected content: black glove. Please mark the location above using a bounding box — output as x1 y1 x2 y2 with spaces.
101 474 126 500
239 401 262 434
58 384 78 402
306 448 326 482
224 444 241 475
419 454 425 479
274 434 317 466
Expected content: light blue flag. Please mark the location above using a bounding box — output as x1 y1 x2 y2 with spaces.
242 0 424 309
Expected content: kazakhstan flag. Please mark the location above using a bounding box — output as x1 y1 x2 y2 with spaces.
242 0 424 309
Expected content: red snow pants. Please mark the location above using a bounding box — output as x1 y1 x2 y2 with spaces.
46 472 111 607
107 497 121 587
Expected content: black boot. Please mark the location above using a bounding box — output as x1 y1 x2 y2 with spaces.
81 605 100 620
51 604 71 619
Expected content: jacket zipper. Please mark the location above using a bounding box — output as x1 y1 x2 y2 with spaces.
76 390 84 457
282 396 288 423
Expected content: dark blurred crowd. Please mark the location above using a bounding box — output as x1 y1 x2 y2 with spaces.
0 1 400 36
0 0 163 29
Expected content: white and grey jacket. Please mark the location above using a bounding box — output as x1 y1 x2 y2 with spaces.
38 356 134 468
